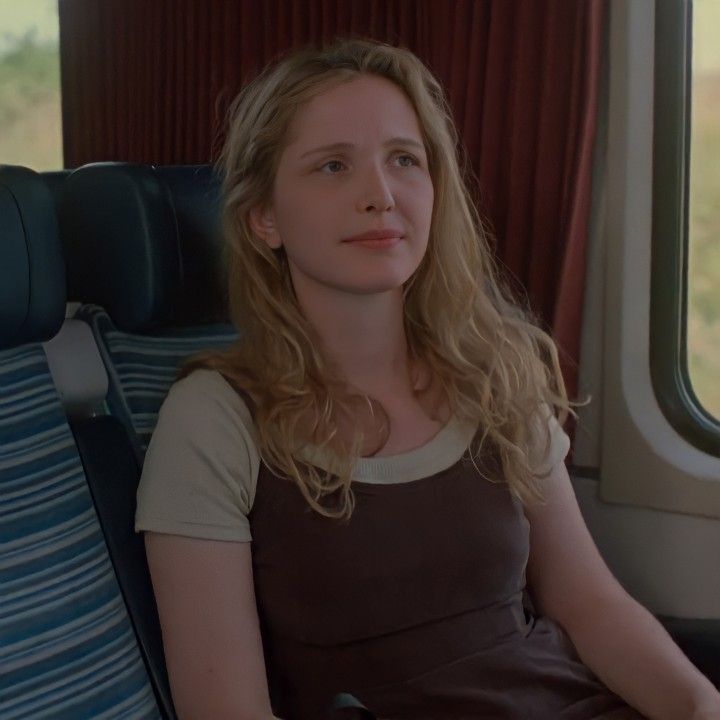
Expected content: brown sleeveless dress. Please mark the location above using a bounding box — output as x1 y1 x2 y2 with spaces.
242 396 646 719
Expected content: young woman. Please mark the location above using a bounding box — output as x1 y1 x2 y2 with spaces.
135 38 720 720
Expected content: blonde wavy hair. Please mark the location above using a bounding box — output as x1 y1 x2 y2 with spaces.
179 36 578 519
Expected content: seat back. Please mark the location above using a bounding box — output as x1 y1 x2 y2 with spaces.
57 163 238 460
0 165 164 719
45 163 241 717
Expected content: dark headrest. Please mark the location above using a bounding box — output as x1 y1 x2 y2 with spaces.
58 163 227 332
0 165 66 351
41 170 73 211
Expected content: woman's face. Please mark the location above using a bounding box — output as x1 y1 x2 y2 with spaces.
251 74 434 299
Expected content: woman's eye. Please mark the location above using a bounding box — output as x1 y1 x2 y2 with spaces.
321 160 345 174
397 154 419 167
318 154 420 174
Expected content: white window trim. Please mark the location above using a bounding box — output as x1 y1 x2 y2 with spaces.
598 0 720 518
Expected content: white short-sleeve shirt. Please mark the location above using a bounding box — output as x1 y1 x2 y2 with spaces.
135 369 571 542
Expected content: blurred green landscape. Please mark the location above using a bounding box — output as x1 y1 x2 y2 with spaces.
687 1 720 419
0 1 718 421
0 1 62 170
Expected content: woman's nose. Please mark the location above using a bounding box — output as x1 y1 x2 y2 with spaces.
357 163 395 212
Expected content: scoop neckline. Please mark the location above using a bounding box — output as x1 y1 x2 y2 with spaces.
358 413 460 460
209 368 478 484
291 412 476 484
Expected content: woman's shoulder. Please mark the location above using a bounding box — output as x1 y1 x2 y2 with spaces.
152 367 261 473
527 404 571 476
163 368 255 426
169 367 239 399
136 367 261 541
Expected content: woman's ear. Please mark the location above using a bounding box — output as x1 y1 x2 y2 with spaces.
249 204 282 250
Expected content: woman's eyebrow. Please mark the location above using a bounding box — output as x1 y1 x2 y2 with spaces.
299 137 425 159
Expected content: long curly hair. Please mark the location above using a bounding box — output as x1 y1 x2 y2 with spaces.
179 36 577 519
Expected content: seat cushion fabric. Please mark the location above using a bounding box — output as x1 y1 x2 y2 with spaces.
75 304 238 454
0 343 161 720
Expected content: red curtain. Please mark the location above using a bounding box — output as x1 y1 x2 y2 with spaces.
59 0 605 403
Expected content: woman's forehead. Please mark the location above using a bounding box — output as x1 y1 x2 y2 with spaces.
285 76 424 151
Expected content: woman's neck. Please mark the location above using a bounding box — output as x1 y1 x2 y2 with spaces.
294 281 415 397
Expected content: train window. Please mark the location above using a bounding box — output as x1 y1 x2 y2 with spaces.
650 0 720 456
599 0 720 518
687 2 720 424
0 0 61 170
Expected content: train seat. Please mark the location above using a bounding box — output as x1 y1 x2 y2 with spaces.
0 165 165 719
40 169 73 210
56 163 238 464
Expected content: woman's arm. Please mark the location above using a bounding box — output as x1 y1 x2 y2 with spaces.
145 532 281 720
552 589 720 719
524 462 720 720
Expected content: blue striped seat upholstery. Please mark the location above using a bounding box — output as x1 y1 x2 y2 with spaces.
1 163 163 718
0 344 161 720
75 304 237 454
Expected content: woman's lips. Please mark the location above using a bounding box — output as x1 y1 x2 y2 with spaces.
342 229 404 248
346 236 403 249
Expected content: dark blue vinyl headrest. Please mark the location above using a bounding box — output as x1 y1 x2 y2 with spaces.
41 169 73 210
58 163 227 332
0 165 66 351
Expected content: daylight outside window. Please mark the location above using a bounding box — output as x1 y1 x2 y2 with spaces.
687 0 720 421
0 0 62 170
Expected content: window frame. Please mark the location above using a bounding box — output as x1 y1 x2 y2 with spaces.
597 0 720 519
651 0 720 456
